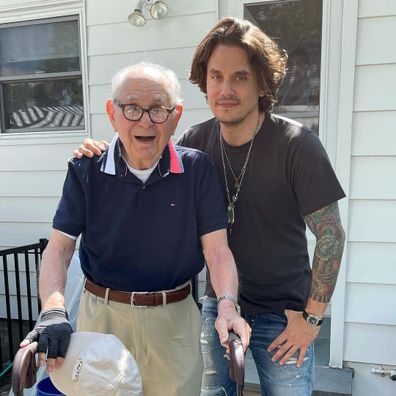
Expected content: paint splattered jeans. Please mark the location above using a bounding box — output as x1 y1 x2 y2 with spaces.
200 297 314 396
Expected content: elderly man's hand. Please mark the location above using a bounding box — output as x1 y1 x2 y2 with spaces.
215 300 251 352
20 308 73 372
73 138 108 159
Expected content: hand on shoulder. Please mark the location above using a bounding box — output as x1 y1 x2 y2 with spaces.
73 139 108 159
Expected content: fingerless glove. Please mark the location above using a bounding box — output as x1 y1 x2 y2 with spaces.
23 308 73 359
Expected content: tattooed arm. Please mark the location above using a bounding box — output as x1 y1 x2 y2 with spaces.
268 201 345 367
305 201 345 308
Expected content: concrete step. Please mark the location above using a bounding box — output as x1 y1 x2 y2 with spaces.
313 365 353 395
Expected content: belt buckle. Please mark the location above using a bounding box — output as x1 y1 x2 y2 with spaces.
130 291 150 308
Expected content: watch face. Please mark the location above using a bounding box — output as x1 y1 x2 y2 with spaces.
307 315 319 326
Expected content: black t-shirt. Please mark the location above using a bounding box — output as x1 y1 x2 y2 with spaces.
177 113 345 315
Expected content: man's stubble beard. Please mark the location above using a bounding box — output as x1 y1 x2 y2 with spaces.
214 106 258 128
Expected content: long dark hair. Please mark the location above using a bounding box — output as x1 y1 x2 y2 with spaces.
190 17 287 112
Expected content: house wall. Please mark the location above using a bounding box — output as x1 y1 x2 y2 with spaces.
344 0 396 394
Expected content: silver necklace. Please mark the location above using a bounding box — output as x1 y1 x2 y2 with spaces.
222 138 249 189
219 117 261 232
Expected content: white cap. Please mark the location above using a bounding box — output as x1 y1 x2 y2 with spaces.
50 332 142 396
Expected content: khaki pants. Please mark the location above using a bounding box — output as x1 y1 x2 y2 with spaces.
77 288 203 396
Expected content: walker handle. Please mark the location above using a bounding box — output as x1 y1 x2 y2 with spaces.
12 342 38 395
228 331 245 386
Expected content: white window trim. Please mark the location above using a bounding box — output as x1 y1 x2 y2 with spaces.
218 0 355 368
329 0 357 369
0 0 89 143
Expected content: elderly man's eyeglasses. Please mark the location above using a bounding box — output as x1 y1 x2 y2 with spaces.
114 100 176 124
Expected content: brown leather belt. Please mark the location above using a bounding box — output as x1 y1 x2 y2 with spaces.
85 279 191 307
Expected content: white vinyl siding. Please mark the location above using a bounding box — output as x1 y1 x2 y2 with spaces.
344 1 396 390
0 171 65 197
358 0 396 18
348 201 396 242
355 16 396 65
354 64 396 111
345 283 396 325
347 242 396 284
352 111 396 155
345 323 396 365
350 157 396 199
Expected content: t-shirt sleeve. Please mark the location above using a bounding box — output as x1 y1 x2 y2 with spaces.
52 161 85 237
291 131 346 216
195 154 228 236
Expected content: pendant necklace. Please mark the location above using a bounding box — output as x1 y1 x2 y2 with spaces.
219 116 261 233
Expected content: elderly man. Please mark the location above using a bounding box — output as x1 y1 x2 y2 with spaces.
21 62 250 396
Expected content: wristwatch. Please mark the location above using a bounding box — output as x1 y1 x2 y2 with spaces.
217 295 241 315
302 310 323 327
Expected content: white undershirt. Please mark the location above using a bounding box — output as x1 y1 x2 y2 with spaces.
125 160 158 183
59 230 78 241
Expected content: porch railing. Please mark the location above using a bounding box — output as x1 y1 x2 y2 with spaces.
0 239 48 372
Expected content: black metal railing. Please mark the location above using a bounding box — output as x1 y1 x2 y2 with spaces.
0 239 48 372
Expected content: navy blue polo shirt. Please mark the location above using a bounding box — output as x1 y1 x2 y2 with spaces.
53 136 227 292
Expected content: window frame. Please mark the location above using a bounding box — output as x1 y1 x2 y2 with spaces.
0 1 89 140
244 1 323 134
0 15 84 134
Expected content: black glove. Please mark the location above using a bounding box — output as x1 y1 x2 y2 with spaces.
23 308 73 359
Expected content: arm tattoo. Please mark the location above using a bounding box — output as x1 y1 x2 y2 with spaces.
304 202 345 303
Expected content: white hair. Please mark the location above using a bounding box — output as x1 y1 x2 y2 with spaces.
111 62 182 105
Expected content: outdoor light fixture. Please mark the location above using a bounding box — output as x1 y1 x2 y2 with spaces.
128 8 146 27
128 0 168 27
149 1 168 19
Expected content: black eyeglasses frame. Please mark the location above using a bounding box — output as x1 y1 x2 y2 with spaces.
113 99 176 124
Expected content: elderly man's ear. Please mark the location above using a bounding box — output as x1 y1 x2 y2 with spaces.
173 103 183 124
105 98 117 130
168 103 183 137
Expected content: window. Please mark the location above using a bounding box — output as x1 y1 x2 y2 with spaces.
245 0 322 133
0 15 84 133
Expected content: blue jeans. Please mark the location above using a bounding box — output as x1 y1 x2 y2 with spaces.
200 297 314 396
